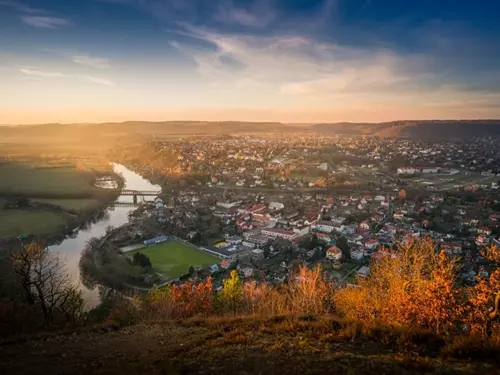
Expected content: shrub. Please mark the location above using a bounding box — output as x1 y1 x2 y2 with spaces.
334 238 464 335
444 336 500 364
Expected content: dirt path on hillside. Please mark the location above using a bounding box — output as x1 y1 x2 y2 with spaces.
0 322 497 375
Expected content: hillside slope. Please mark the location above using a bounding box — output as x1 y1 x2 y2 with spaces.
1 317 497 375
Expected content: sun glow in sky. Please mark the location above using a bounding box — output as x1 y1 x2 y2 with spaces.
1 0 500 124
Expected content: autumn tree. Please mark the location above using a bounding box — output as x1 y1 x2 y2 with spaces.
464 245 500 337
399 189 407 201
419 250 461 335
334 238 462 333
219 270 243 315
287 265 333 315
10 241 85 327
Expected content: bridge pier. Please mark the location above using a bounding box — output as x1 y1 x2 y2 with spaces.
133 193 138 204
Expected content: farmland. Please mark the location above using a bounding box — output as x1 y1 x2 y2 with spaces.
0 162 119 240
0 209 67 237
130 241 219 279
0 164 101 198
33 198 101 211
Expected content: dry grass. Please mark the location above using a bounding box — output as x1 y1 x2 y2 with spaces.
2 315 499 374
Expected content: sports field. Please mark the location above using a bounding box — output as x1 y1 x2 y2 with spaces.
131 241 219 279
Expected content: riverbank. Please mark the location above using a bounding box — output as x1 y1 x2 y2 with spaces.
0 163 124 301
0 169 124 247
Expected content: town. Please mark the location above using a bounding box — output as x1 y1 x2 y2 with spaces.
89 134 500 291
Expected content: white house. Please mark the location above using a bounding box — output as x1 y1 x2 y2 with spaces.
317 162 328 171
261 228 297 241
269 202 285 210
216 200 242 209
351 249 365 260
293 225 310 237
251 249 265 261
397 167 419 175
422 167 439 174
357 266 370 278
240 267 254 278
315 220 336 233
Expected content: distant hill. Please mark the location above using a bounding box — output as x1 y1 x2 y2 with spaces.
2 120 500 142
310 120 500 138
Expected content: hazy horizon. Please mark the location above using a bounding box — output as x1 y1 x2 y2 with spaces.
4 118 500 127
2 0 500 124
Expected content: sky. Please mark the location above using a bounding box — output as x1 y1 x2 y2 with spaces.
1 0 500 124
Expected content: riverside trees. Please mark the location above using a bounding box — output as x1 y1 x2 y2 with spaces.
10 241 85 327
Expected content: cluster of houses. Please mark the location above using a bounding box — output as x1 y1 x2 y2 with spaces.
140 184 500 286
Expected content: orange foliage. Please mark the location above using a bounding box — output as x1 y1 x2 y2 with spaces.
138 242 500 339
315 178 327 187
463 246 500 337
286 265 333 315
335 239 463 335
144 277 214 320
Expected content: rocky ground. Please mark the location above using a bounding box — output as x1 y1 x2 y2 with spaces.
1 317 498 375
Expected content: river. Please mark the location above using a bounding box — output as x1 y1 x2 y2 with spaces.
49 163 161 307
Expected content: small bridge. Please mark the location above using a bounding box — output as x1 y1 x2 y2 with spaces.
121 190 160 196
120 189 161 204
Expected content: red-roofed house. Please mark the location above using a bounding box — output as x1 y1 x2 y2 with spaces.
489 213 500 222
326 246 342 261
358 221 370 231
365 239 380 250
478 227 492 236
315 232 332 243
246 204 266 214
262 228 297 241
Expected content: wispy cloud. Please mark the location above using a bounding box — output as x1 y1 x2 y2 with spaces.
170 25 415 90
85 76 114 86
0 0 46 14
19 68 65 78
166 24 500 114
72 55 110 69
1 1 71 28
215 0 275 28
20 15 70 29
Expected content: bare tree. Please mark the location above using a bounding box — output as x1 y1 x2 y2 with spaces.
10 241 84 327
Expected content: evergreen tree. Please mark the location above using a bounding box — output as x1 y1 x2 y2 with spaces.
337 236 351 260
133 252 152 268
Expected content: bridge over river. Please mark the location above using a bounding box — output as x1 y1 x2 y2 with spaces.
120 190 160 196
120 189 161 204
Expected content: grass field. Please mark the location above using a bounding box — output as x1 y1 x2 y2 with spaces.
0 163 99 197
0 209 66 237
33 198 100 211
131 241 219 279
